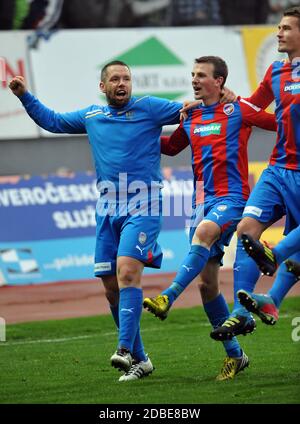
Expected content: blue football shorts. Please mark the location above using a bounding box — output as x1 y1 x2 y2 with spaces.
189 196 246 262
94 201 163 277
242 165 300 234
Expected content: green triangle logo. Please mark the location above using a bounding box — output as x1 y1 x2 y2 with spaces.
100 36 184 67
97 37 189 101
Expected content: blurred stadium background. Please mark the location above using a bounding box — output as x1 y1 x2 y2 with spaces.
0 1 299 324
1 0 300 407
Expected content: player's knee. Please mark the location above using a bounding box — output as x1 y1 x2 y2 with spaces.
118 263 140 287
237 220 248 238
194 224 218 246
237 218 261 239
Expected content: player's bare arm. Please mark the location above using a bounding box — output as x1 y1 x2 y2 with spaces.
9 76 27 97
179 100 202 120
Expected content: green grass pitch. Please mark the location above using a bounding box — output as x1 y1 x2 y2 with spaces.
1 297 300 404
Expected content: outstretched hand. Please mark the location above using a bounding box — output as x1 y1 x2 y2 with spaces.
180 100 202 120
9 76 27 97
220 87 237 103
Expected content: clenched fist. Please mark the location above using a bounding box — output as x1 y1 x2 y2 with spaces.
9 76 27 97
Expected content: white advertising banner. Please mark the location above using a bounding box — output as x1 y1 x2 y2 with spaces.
29 27 251 136
0 31 39 139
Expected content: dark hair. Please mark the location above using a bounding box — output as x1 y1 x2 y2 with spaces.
194 56 228 88
101 60 130 81
283 6 300 29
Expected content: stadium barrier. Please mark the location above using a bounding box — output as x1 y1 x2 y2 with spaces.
0 164 284 286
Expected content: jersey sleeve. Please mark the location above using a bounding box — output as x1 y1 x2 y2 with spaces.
246 64 274 109
240 98 277 131
160 123 189 156
19 91 87 134
148 96 182 126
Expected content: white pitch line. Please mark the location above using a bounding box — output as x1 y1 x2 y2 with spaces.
0 314 296 347
0 323 211 347
0 333 114 347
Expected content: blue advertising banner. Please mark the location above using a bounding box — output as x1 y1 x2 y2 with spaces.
0 172 98 242
0 169 193 285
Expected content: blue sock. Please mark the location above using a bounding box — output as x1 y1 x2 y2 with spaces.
273 226 300 264
268 251 300 308
162 244 210 304
118 287 143 353
232 239 260 316
204 293 242 358
110 304 146 362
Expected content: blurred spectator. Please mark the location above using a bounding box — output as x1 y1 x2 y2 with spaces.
219 0 269 25
129 0 171 26
0 0 15 29
60 0 111 28
60 0 171 28
267 0 299 24
21 0 64 30
170 0 220 26
1 0 63 31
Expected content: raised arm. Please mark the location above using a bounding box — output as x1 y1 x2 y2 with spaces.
9 76 87 134
240 98 277 131
161 124 189 156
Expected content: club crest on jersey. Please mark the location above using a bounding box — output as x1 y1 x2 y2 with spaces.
217 204 227 212
193 123 221 136
126 111 134 119
223 103 235 115
284 81 300 95
138 232 147 245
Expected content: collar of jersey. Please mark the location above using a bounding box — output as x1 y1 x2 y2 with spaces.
198 101 220 109
106 97 136 115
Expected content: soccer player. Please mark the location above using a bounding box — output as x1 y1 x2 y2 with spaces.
9 61 183 382
238 229 300 325
232 6 300 327
145 56 276 380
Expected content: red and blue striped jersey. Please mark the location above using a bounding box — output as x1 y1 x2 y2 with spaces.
161 100 276 202
248 60 300 170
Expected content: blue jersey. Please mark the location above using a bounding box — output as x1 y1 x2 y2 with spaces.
20 92 181 195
